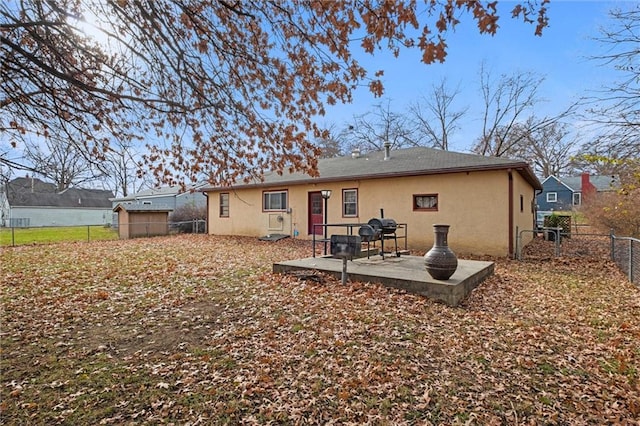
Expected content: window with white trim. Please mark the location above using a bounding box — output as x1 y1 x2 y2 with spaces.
572 192 581 206
546 192 557 203
342 189 358 217
219 193 229 217
263 190 287 211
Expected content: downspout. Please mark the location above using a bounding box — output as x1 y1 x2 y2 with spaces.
533 188 543 228
508 171 514 258
203 191 209 235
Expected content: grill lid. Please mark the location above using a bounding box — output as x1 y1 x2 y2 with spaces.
359 224 376 236
358 224 381 241
368 218 397 233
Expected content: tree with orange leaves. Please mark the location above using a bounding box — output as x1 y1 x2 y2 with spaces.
1 1 549 187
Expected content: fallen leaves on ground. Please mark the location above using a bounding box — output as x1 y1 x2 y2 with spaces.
521 232 614 261
1 235 638 424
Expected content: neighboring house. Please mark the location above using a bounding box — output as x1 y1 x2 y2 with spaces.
0 176 114 227
110 183 207 221
537 173 619 212
202 146 543 257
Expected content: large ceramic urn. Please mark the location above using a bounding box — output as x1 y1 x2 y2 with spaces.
424 224 458 280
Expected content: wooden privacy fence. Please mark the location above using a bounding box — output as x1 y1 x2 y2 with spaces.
117 220 206 239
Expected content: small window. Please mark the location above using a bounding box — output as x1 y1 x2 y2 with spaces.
573 192 581 206
342 189 358 217
413 194 438 211
547 192 557 203
520 195 524 213
263 190 287 211
219 193 229 217
142 201 152 205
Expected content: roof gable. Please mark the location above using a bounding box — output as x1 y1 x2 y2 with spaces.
541 175 574 192
540 175 560 185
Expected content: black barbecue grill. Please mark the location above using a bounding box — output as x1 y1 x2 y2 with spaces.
358 224 379 242
359 216 400 259
368 218 397 234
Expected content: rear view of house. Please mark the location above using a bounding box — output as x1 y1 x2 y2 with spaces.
202 147 542 257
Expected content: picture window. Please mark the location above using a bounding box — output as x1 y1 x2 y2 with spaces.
263 190 287 211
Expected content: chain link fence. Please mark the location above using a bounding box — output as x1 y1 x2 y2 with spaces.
517 227 639 285
0 220 206 247
612 236 639 285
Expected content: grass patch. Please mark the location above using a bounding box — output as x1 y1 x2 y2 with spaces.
0 225 118 246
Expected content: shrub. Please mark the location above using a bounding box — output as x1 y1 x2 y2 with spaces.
544 213 571 234
577 160 640 238
170 204 206 233
542 213 570 241
581 188 640 238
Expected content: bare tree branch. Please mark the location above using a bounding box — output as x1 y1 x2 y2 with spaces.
344 99 418 153
409 78 468 150
580 4 640 164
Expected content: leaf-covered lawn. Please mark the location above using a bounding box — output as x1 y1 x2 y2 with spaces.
1 235 638 424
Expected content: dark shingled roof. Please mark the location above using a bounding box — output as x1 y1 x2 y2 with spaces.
202 147 542 191
113 203 173 212
561 175 619 192
3 177 113 208
110 182 208 203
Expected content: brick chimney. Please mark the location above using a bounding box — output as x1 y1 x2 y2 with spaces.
581 172 596 200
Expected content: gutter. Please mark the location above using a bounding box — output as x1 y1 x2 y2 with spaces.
533 187 543 228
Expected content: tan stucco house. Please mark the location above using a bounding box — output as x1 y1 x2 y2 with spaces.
202 146 542 257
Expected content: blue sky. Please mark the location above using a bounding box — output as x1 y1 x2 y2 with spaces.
319 1 622 152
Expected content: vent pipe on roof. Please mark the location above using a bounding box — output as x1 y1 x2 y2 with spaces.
384 141 391 160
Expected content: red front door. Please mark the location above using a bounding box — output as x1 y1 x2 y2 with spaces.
308 191 323 235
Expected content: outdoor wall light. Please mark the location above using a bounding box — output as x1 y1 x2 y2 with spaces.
321 189 331 255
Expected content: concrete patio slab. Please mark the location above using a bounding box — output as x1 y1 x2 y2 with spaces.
273 255 494 307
